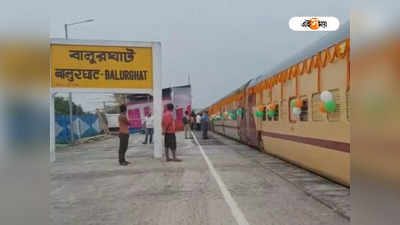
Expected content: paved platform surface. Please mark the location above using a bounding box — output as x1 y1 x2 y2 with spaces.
50 131 350 225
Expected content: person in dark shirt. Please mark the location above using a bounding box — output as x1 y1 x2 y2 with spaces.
201 111 209 139
118 105 130 166
191 111 196 130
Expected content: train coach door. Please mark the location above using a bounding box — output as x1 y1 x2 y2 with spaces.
246 94 258 147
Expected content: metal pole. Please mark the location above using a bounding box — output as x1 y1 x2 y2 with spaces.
63 19 94 145
64 24 74 144
69 92 74 144
50 93 56 162
64 24 68 39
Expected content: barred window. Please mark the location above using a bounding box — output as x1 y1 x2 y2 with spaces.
289 96 296 123
266 105 273 121
312 93 324 121
327 89 342 121
262 106 267 121
299 96 308 121
274 104 279 121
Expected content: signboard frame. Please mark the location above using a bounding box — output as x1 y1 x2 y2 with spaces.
50 39 162 162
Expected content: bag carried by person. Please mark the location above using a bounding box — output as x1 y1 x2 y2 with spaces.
183 115 188 125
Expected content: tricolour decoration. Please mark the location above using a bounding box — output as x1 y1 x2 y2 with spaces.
267 110 276 117
236 108 243 115
255 111 264 117
319 90 336 113
207 38 349 114
266 103 277 118
324 100 336 112
228 110 236 120
292 107 301 119
320 90 333 102
295 99 303 108
290 99 296 108
319 103 327 113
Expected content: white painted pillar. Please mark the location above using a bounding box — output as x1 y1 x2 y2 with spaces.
50 92 56 162
152 42 162 159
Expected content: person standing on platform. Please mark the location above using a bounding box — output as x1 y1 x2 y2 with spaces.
191 111 196 130
183 110 192 139
96 109 110 135
201 111 209 139
196 113 202 131
118 104 130 166
142 112 154 144
162 103 181 162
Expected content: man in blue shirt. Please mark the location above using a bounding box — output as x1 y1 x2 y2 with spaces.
201 111 209 139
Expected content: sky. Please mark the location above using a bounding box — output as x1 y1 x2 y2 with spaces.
50 0 349 110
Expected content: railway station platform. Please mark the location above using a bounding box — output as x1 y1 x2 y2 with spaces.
50 131 350 225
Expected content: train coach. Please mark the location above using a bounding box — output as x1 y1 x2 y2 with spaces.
208 22 350 186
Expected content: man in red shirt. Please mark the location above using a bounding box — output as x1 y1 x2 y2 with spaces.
162 103 181 162
118 104 130 166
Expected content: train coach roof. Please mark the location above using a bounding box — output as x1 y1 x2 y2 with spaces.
208 79 251 109
248 21 350 88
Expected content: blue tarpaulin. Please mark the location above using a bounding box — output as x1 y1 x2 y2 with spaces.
55 114 101 144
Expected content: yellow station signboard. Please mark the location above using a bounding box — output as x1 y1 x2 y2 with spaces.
51 44 153 89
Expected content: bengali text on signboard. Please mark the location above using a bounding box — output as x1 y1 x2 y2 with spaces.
51 44 153 89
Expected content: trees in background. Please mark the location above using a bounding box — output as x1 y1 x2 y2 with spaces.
55 96 93 116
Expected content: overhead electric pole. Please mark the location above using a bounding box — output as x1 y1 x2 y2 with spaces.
64 18 94 144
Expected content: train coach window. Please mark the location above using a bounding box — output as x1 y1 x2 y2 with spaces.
299 97 308 121
289 96 296 123
266 105 274 121
289 96 308 122
263 106 267 121
312 93 324 121
327 89 341 121
273 104 279 121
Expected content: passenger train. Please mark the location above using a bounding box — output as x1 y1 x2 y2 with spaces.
207 22 350 186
